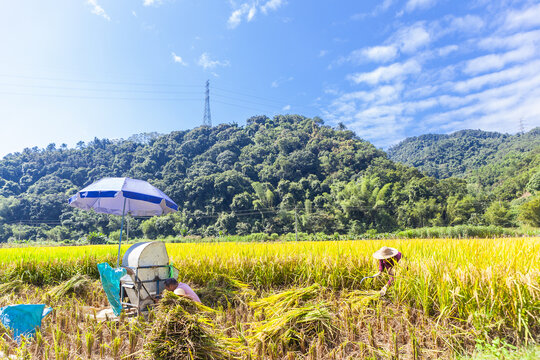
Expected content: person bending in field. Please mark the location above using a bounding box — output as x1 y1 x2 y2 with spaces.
163 278 201 303
372 246 402 296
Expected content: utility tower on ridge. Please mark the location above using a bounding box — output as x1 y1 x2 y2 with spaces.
203 80 212 127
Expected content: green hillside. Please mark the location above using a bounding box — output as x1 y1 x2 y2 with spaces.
0 116 538 242
388 128 540 200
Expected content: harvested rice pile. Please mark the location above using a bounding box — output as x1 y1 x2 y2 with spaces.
195 274 253 308
146 291 242 360
46 273 93 300
0 280 25 296
248 284 339 355
341 289 380 312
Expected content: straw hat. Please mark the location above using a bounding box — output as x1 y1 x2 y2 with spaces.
372 246 399 260
174 288 186 296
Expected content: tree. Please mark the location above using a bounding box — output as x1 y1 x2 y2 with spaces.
518 196 540 226
484 201 513 227
527 169 540 193
447 195 479 225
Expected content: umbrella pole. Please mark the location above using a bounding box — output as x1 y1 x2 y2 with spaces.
116 198 127 268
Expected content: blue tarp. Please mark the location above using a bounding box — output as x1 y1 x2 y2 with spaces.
97 262 126 316
0 304 53 341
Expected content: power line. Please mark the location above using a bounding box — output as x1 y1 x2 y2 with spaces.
213 85 301 106
213 86 318 112
0 89 284 112
0 86 298 113
0 90 201 102
213 99 280 113
2 197 499 227
213 93 288 108
0 82 203 95
0 86 289 112
0 73 320 114
0 73 202 88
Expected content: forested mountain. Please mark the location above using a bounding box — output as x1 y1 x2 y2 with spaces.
388 128 539 178
388 128 540 202
0 116 538 242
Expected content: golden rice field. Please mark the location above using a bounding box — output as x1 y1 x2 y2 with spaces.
0 237 539 359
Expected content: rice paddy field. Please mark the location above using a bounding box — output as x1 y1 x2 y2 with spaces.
0 237 539 359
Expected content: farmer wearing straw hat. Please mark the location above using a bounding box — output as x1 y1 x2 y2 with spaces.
372 246 402 296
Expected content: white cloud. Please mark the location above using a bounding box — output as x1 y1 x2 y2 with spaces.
247 5 257 21
362 45 398 63
330 65 540 146
405 0 437 13
326 80 447 146
376 0 394 14
426 73 540 131
228 4 249 29
318 50 328 57
440 72 540 111
449 15 484 33
197 53 230 70
143 0 161 6
504 3 540 30
325 101 409 146
479 29 540 50
325 3 540 147
337 84 403 104
409 85 438 98
454 59 540 92
352 0 394 19
282 105 291 111
337 24 429 67
394 24 431 53
228 0 285 29
338 45 397 66
348 60 421 85
438 45 458 56
463 45 536 75
271 76 293 88
171 52 187 66
325 84 413 146
261 0 284 14
87 0 110 21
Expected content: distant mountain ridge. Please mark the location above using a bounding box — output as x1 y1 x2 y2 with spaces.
388 127 540 200
388 128 539 177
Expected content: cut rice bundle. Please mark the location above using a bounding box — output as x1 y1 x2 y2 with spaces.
146 291 243 360
46 273 93 300
196 274 254 308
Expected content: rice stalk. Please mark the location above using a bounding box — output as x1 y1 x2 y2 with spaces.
46 273 93 301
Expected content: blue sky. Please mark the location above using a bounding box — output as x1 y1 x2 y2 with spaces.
0 0 539 157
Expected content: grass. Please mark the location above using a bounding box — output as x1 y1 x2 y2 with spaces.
460 340 540 360
0 237 538 359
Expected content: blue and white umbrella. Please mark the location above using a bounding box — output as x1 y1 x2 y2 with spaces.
69 177 178 266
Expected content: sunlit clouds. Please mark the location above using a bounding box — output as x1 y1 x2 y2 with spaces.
325 1 540 147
